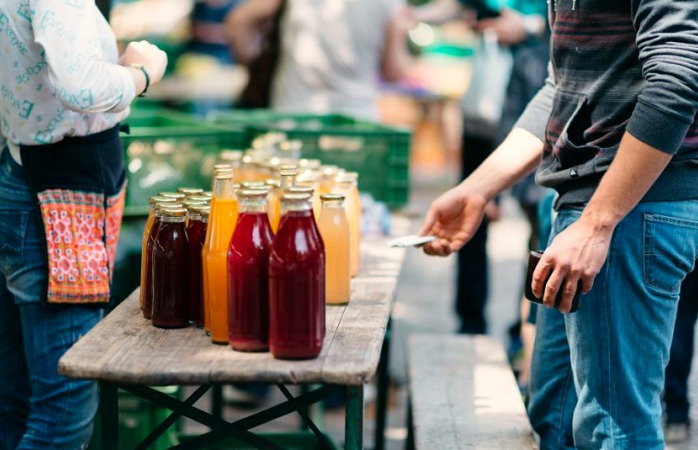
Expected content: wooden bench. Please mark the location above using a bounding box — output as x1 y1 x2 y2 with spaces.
407 334 535 449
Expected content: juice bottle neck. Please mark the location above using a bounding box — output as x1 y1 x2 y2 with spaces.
282 199 313 215
333 181 356 194
240 198 268 214
161 216 186 224
321 200 345 210
213 178 236 200
280 174 295 190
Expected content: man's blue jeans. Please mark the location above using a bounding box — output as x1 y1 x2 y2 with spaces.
528 304 577 450
529 201 698 449
0 150 102 450
664 266 698 425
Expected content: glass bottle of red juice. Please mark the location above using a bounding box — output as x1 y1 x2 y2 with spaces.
186 204 209 327
140 196 176 313
143 202 182 319
269 192 326 359
152 207 189 328
228 188 274 351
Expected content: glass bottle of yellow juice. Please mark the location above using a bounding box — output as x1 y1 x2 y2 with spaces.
318 194 351 305
331 173 361 277
318 166 340 196
203 173 238 343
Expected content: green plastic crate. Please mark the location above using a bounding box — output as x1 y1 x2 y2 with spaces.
121 110 247 216
212 112 411 209
90 387 180 450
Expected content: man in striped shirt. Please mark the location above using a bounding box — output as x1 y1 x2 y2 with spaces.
420 0 698 448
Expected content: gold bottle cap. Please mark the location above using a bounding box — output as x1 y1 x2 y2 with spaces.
149 196 177 205
188 204 210 215
177 187 204 196
197 206 211 217
215 172 234 180
161 208 187 217
159 192 186 200
183 199 208 208
187 195 210 203
241 181 266 188
281 193 311 202
286 186 314 195
213 164 232 171
157 203 183 212
238 189 269 198
320 193 346 201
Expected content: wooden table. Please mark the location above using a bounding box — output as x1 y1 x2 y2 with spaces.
59 223 408 450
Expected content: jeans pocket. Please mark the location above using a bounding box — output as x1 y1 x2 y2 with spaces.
0 210 29 272
643 213 698 294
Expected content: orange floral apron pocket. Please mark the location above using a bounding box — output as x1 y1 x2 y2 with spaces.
38 185 125 304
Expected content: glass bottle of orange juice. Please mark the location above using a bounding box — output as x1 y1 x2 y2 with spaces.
332 173 361 277
203 173 238 343
318 194 351 305
271 168 297 233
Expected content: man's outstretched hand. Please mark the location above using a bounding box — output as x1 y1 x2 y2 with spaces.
418 187 488 257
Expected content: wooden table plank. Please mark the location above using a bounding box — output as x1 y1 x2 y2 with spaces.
408 334 535 450
59 218 409 386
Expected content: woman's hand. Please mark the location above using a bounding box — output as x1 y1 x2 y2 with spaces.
120 41 168 86
418 186 488 257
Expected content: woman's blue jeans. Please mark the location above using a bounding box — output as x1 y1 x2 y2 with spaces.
0 150 102 450
529 201 698 449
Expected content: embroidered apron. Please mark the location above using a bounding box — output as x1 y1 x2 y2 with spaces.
19 126 126 304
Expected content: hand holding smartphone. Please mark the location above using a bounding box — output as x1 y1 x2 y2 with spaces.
461 0 501 19
525 250 581 313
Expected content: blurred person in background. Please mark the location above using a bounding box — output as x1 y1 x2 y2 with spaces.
187 0 245 114
0 0 167 448
225 0 413 120
191 0 244 65
412 0 548 335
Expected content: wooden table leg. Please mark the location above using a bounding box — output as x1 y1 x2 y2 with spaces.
345 385 364 450
100 382 118 450
375 319 392 450
211 384 224 420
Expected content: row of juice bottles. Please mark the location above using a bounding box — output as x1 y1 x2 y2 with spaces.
138 159 361 360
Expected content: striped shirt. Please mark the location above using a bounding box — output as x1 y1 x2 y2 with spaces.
0 0 135 162
272 0 403 121
516 0 698 207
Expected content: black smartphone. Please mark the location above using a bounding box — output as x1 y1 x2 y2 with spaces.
462 0 501 19
525 250 581 313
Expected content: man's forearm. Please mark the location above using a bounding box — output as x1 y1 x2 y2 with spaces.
458 127 544 200
580 132 672 231
411 0 462 24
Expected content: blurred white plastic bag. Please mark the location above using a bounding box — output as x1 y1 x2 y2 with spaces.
460 29 513 139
